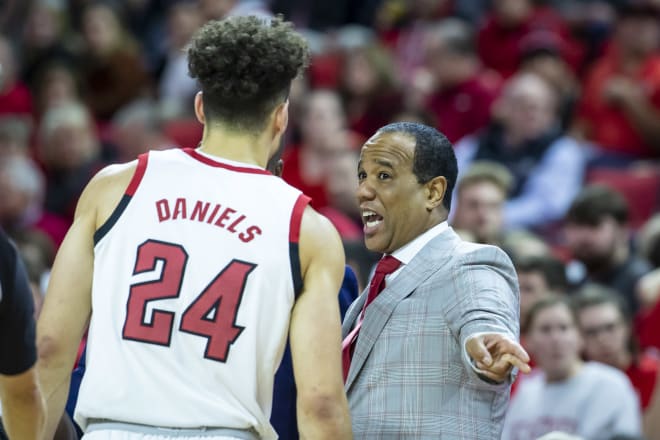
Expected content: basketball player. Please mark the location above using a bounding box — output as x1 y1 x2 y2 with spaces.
0 228 45 440
36 16 352 440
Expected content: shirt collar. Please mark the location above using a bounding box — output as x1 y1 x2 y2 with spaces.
390 221 448 266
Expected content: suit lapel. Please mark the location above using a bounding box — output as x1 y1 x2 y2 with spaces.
345 228 461 390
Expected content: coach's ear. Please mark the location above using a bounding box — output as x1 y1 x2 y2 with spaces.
194 92 205 124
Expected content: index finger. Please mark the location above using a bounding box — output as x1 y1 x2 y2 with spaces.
496 339 530 364
500 353 531 374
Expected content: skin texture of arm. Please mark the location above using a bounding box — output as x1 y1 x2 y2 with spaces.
36 162 135 440
0 367 45 439
290 206 352 440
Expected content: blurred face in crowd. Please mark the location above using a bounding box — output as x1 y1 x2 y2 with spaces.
453 180 505 244
564 217 623 272
300 91 346 148
521 53 572 95
198 0 236 21
527 303 582 382
38 65 78 112
327 150 360 219
40 111 99 172
577 303 630 369
0 167 27 225
0 37 16 91
343 50 379 97
493 0 532 27
495 74 557 145
617 15 660 57
357 131 441 253
424 35 465 87
0 120 28 159
82 4 122 55
24 3 60 48
518 270 554 324
411 0 447 19
167 3 202 51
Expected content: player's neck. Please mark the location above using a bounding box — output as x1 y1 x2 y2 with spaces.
198 125 272 168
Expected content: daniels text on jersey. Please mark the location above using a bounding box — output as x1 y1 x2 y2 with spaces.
155 197 262 243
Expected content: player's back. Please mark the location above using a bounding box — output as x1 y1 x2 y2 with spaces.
75 148 308 439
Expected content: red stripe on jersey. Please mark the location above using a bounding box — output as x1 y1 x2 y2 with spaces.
125 153 149 196
289 194 310 243
183 148 271 175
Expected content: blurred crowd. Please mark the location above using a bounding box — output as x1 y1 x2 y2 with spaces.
1 0 660 438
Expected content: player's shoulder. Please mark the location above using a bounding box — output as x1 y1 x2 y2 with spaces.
300 205 339 238
299 206 344 259
76 159 141 224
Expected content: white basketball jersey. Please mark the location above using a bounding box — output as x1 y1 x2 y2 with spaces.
75 148 309 439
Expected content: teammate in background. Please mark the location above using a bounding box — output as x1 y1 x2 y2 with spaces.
266 143 360 439
0 228 45 440
37 16 351 440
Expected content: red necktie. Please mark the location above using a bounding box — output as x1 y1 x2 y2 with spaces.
342 255 401 381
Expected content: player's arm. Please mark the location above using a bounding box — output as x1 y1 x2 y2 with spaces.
0 367 45 439
37 162 135 440
289 207 352 440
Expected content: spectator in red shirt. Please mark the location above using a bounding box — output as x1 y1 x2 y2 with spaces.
318 148 363 241
572 3 660 160
574 284 660 433
477 0 581 79
338 43 403 139
375 0 453 84
635 214 660 352
0 35 33 119
281 89 357 210
78 3 149 122
423 18 501 143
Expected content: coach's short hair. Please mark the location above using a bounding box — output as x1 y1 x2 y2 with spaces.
376 122 457 211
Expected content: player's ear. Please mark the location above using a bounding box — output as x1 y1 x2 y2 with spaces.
194 92 205 124
273 100 289 137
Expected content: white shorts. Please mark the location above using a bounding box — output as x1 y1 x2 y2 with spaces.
82 422 259 440
84 432 242 440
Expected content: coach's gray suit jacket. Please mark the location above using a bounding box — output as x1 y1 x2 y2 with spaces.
342 227 520 439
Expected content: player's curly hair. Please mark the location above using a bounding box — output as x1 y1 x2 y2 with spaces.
188 16 309 132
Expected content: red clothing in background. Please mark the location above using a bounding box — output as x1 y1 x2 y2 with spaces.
636 300 660 352
626 353 659 411
281 146 329 210
576 52 660 158
477 7 580 79
425 75 500 143
0 82 32 117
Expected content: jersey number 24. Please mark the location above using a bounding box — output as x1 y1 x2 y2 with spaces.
122 239 256 362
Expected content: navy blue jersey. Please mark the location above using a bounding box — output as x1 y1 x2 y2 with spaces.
0 228 37 375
